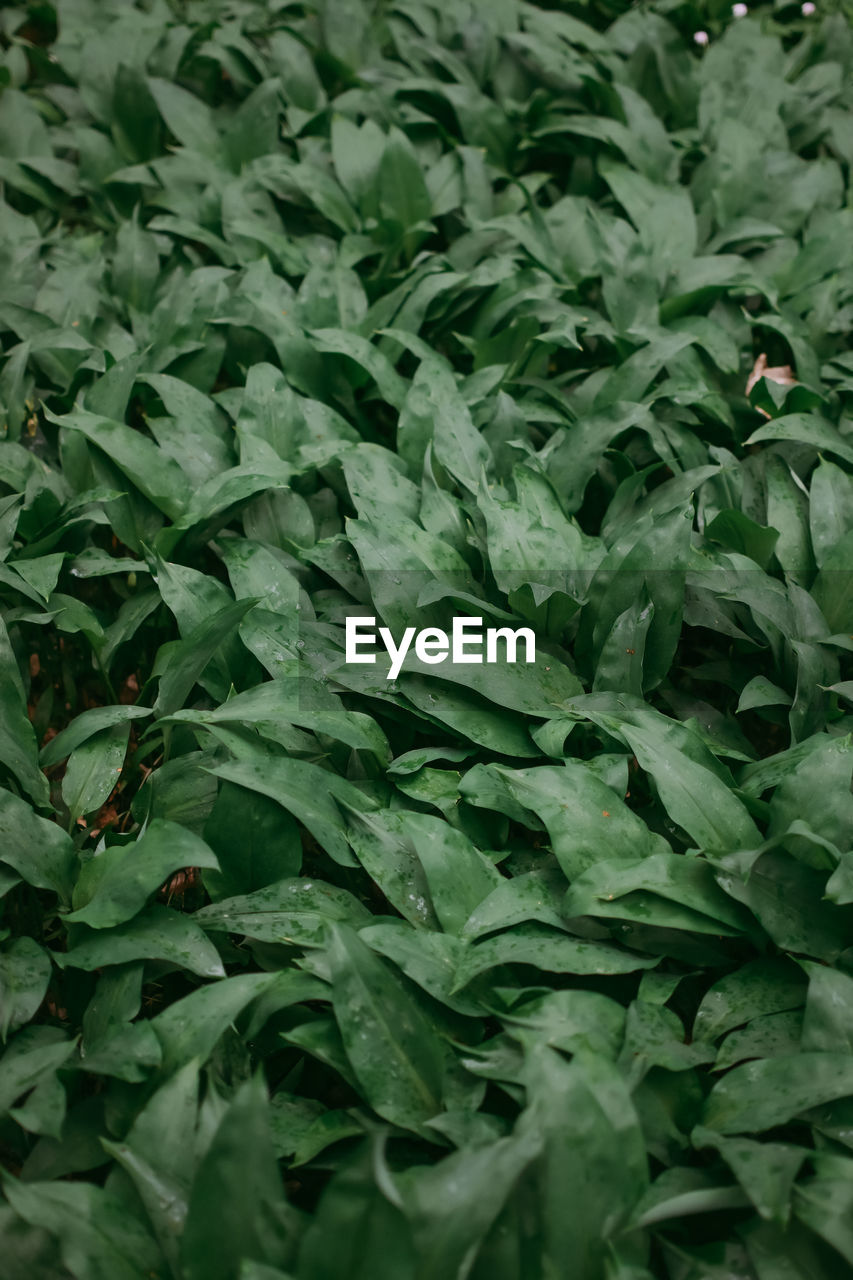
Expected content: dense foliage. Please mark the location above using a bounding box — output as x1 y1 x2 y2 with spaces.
1 0 853 1276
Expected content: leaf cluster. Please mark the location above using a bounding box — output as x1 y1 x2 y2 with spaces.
1 1 853 1277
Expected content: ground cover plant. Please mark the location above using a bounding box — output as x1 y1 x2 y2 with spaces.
1 0 853 1275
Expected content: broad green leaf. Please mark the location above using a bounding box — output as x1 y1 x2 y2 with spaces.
378 127 431 237
40 705 151 768
202 781 302 899
488 762 669 879
564 853 757 937
396 812 503 935
11 553 64 602
793 1157 853 1267
768 734 853 860
693 1127 805 1224
715 1009 803 1070
704 1053 853 1135
193 878 370 947
810 458 853 569
567 697 761 853
398 356 490 493
148 77 222 160
357 923 479 1016
716 849 853 961
519 1046 648 1280
765 455 813 580
0 1026 76 1115
181 1076 293 1280
396 1129 540 1280
502 988 626 1060
153 971 320 1075
451 925 657 992
1 1176 165 1280
309 328 407 409
60 907 225 979
461 869 568 939
737 676 791 714
210 756 375 869
102 1060 200 1273
45 406 188 521
62 722 129 825
0 937 52 1040
153 598 258 718
345 809 439 929
800 961 853 1053
327 924 444 1130
112 217 159 312
693 958 807 1042
0 789 76 902
297 1140 415 1280
705 510 780 570
746 415 853 467
67 819 219 929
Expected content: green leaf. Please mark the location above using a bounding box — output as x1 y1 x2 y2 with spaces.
1 1175 165 1280
67 819 219 929
461 869 567 939
519 1046 648 1280
153 598 258 718
102 1060 200 1273
793 1157 853 1267
704 1053 853 1135
60 906 225 979
0 616 50 807
397 1129 540 1279
768 734 853 861
737 676 792 714
112 216 159 312
693 1127 805 1224
327 924 444 1130
210 756 376 869
45 406 188 521
309 328 407 409
0 789 76 902
12 553 64 602
378 128 432 238
0 1026 76 1115
745 415 853 467
705 510 780 570
452 925 658 992
345 809 440 930
297 1140 414 1280
486 761 669 880
396 811 503 935
193 878 370 947
693 958 806 1042
0 938 52 1040
153 971 319 1075
181 1076 293 1280
810 458 853 569
800 961 853 1053
568 697 761 852
148 77 222 160
41 705 152 768
62 722 130 825
564 853 757 937
398 356 490 492
202 781 302 899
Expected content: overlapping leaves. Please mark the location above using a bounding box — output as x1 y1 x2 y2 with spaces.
1 1 853 1277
